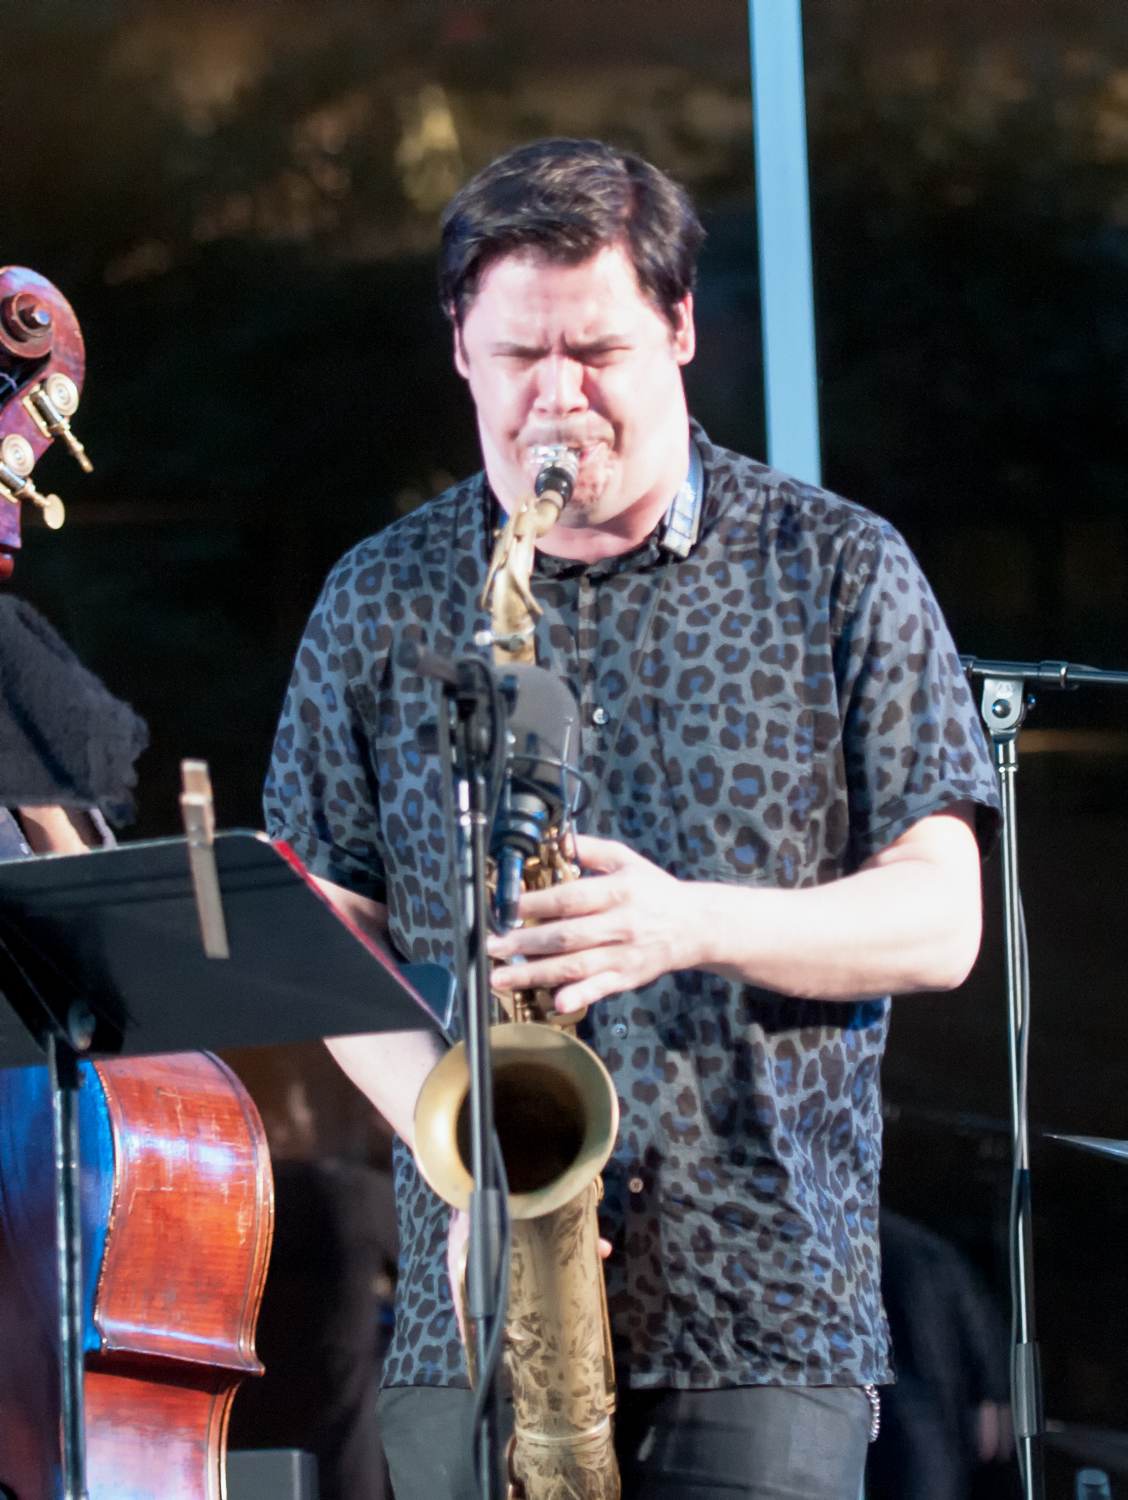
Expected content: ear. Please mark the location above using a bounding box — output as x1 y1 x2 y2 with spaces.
453 322 470 380
671 295 696 366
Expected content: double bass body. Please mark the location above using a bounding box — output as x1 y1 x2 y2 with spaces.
0 1052 273 1500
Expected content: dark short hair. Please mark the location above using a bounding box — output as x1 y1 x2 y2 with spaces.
438 138 705 329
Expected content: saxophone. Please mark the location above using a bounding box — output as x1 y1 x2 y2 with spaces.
413 448 622 1500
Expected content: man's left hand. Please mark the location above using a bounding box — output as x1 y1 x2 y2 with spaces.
486 834 702 1013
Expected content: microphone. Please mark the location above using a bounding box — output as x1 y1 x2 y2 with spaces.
398 644 581 926
490 664 579 930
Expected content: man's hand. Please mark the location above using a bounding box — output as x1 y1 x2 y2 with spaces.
487 836 704 1012
447 1208 470 1345
976 1400 1014 1463
487 805 983 1010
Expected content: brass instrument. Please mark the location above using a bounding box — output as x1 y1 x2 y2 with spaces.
476 448 579 667
413 447 622 1500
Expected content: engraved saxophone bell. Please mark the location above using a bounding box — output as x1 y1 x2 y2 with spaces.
413 1024 622 1500
413 1022 619 1220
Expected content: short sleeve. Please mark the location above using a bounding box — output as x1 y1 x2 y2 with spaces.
263 572 388 902
836 522 1000 866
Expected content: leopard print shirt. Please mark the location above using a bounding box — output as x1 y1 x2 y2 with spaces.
264 424 1000 1391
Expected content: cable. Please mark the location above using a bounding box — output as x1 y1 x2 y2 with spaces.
434 659 510 1012
476 658 509 846
435 679 467 1022
1009 895 1033 1494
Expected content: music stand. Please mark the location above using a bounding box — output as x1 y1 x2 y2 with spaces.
0 830 450 1500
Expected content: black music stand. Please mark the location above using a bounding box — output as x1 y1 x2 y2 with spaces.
0 830 450 1500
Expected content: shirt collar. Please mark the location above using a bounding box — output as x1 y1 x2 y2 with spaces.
658 439 704 560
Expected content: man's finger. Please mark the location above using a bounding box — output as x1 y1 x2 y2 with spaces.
571 834 641 872
489 910 625 962
447 1209 469 1345
554 967 634 1011
489 944 624 995
513 872 619 924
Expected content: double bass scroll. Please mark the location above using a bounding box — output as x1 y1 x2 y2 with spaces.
0 265 92 566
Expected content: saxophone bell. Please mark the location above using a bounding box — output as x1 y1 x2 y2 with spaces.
413 1025 622 1500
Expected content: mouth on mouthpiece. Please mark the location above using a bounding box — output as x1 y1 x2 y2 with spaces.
532 446 580 506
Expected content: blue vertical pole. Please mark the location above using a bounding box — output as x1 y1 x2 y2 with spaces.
749 0 821 485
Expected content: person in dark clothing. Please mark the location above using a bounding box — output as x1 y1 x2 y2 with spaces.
869 1210 1013 1500
224 1069 400 1500
229 1159 399 1500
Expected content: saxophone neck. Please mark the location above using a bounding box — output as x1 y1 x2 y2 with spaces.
480 448 578 664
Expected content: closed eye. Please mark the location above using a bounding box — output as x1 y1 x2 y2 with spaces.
490 338 635 366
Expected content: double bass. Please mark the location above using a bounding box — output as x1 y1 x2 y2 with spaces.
0 268 275 1500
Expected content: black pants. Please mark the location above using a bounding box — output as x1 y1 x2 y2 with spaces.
376 1383 870 1500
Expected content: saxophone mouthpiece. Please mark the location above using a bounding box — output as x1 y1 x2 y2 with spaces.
532 445 580 508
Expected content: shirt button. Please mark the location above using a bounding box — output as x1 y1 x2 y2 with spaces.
629 1177 644 1195
592 706 609 726
611 1020 628 1039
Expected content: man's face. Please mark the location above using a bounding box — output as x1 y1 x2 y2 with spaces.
453 242 695 531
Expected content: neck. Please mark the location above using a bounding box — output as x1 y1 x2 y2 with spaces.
534 485 678 563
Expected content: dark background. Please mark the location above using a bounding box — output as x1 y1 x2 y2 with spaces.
3 1 1128 1494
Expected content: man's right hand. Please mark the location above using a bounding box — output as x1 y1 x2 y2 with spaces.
447 1208 470 1345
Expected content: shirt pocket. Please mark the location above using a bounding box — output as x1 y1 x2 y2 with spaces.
657 696 846 886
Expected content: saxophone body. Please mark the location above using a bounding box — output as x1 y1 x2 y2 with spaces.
413 448 622 1500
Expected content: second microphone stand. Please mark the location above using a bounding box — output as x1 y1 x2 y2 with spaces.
962 655 1128 1500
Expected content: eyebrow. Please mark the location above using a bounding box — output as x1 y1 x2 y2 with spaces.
489 334 635 359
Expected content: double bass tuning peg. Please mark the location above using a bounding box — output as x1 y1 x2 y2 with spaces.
24 374 92 474
0 434 65 530
0 291 54 355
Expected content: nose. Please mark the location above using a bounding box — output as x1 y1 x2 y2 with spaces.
532 353 587 416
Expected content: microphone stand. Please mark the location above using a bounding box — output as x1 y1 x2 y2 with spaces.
961 655 1128 1500
0 924 96 1500
401 642 506 1500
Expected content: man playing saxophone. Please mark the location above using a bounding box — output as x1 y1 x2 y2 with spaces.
264 138 1000 1500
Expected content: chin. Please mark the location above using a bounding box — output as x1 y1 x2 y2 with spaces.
555 502 601 530
561 483 616 527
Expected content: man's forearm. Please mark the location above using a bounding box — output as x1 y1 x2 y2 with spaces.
488 807 984 1010
694 840 981 1000
313 874 445 1145
325 1029 445 1146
